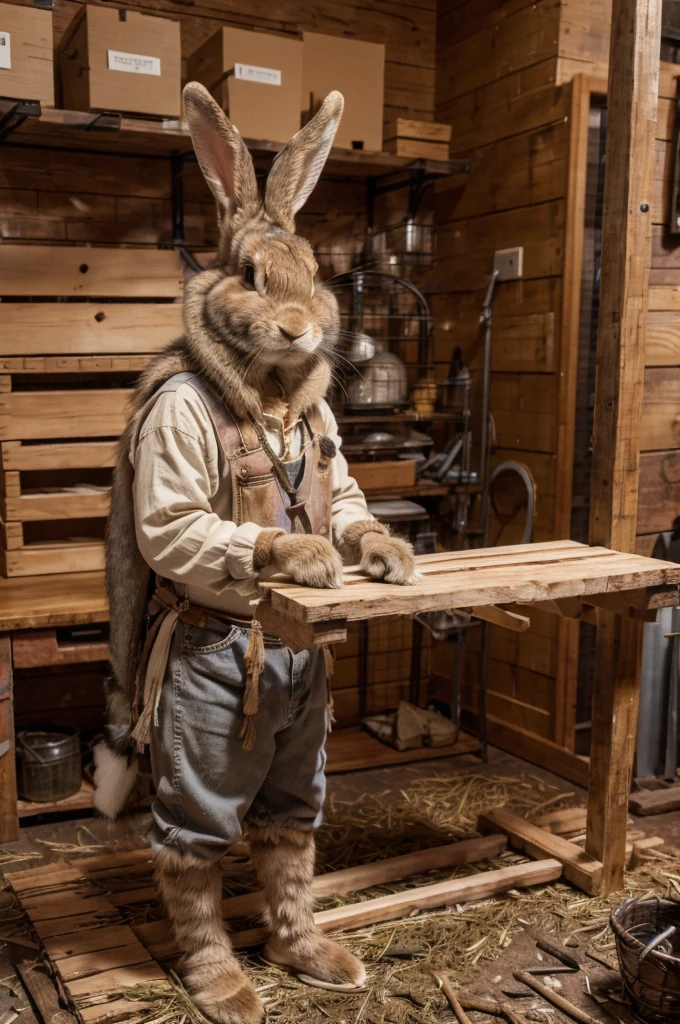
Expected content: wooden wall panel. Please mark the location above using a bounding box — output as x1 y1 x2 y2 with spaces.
433 0 570 751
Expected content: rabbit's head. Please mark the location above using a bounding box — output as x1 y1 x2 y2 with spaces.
184 82 344 373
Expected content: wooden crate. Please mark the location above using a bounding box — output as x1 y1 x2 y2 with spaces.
0 245 182 577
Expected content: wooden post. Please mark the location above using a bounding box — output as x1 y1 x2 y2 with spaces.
0 634 19 843
586 0 662 893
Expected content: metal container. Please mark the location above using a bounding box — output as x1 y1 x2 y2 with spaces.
346 349 408 410
16 726 81 803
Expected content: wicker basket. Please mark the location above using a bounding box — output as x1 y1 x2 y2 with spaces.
611 897 680 1022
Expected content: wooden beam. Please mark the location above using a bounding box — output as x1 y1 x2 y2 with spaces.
478 808 603 894
0 635 18 843
586 0 662 896
471 606 530 632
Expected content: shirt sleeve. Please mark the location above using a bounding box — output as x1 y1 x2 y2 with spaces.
318 400 374 546
132 387 264 588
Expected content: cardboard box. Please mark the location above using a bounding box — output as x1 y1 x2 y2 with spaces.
302 32 385 153
58 6 181 118
0 3 54 106
348 460 416 492
187 27 303 143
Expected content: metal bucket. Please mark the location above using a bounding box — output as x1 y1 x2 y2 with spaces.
16 726 82 803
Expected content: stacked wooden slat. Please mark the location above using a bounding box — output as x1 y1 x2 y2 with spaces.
0 244 183 577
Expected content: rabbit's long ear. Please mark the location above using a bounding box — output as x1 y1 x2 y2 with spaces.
265 91 344 232
184 82 259 220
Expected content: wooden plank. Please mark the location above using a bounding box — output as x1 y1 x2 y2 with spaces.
637 450 680 534
437 0 560 100
66 961 167 998
265 549 680 624
13 630 108 669
2 491 110 522
1 542 106 578
535 807 588 834
586 609 644 893
59 942 152 982
556 74 591 539
32 908 122 939
588 1 660 551
45 925 141 961
19 890 113 921
478 808 603 893
0 246 183 298
436 121 567 223
0 303 182 356
0 636 18 843
629 786 680 815
0 390 131 441
1 441 118 472
308 858 563 932
15 961 79 1024
0 571 108 632
434 201 565 292
443 78 568 154
79 997 163 1023
471 606 530 631
640 367 680 450
585 0 663 900
646 311 680 364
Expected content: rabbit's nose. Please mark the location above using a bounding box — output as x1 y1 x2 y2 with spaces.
277 324 309 342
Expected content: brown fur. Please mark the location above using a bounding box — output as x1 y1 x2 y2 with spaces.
359 531 418 585
341 519 389 562
342 519 417 585
255 531 343 588
155 847 263 1024
249 826 366 987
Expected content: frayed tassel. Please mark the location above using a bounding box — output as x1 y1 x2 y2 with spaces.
324 644 336 731
240 619 265 751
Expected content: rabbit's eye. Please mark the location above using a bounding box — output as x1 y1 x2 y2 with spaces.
242 264 256 289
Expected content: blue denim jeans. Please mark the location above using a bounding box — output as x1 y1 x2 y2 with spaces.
148 615 329 861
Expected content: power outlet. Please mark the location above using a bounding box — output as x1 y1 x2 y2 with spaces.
493 246 524 281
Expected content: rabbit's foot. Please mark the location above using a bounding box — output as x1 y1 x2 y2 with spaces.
182 945 263 1024
359 531 418 585
254 530 343 589
264 933 366 989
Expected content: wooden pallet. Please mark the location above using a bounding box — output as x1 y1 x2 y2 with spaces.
5 833 566 1022
0 245 182 577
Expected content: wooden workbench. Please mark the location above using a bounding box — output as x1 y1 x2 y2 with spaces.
261 539 680 895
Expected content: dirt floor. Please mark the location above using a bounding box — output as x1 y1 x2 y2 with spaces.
1 745 678 1024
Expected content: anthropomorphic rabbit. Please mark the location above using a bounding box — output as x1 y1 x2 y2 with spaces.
94 83 416 1024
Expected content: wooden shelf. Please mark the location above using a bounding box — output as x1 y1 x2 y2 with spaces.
326 726 481 773
364 482 450 500
3 106 468 178
17 779 94 818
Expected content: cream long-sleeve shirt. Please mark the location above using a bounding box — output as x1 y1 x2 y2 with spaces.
131 382 371 617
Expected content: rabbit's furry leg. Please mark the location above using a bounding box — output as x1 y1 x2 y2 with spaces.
250 826 366 987
342 520 418 585
254 530 343 588
155 848 263 1024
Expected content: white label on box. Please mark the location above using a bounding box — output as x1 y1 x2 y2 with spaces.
234 63 281 86
107 49 161 76
0 31 11 71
